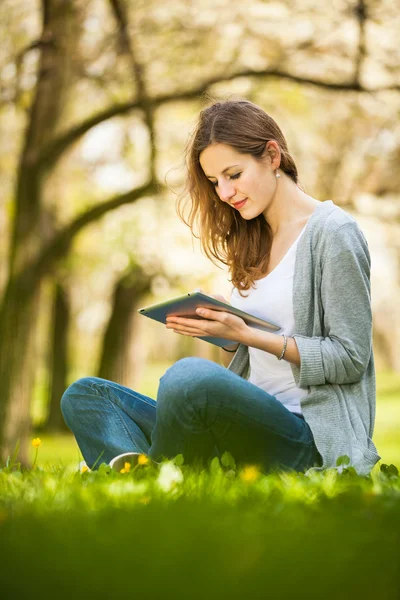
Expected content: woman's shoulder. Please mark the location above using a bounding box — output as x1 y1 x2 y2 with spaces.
311 200 358 231
307 201 369 264
309 200 365 245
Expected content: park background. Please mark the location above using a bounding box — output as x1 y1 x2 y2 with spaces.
0 0 399 470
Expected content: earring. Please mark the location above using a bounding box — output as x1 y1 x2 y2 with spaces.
275 170 281 179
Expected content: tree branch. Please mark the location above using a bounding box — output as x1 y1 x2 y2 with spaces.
37 66 400 173
29 180 160 281
108 0 156 179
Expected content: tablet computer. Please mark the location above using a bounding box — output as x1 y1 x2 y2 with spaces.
138 290 281 348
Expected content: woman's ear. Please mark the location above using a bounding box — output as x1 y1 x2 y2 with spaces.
265 140 281 168
261 142 272 165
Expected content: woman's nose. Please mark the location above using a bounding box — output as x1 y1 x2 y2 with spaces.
218 181 236 202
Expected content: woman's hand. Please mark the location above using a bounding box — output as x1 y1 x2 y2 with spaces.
165 309 248 343
165 289 249 344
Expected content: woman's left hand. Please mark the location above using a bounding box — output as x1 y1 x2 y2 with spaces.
165 307 250 344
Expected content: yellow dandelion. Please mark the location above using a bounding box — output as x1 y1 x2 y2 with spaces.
138 454 149 465
120 468 126 473
31 438 41 448
240 465 260 483
81 465 89 473
120 462 131 474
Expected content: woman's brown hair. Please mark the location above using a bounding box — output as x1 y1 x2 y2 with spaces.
176 98 300 295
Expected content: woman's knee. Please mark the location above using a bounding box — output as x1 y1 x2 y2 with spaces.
60 376 99 422
158 357 220 409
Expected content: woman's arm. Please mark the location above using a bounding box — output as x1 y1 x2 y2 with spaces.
242 330 301 366
293 221 373 388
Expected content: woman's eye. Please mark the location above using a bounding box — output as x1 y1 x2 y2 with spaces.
209 173 241 187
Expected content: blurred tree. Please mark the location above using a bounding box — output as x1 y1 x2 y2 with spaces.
0 0 160 462
0 0 81 461
46 281 70 433
97 261 153 385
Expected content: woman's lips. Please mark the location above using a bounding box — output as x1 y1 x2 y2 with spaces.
233 198 247 210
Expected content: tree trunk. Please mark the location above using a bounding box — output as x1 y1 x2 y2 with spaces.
0 275 42 463
45 280 70 432
0 0 77 463
97 264 153 386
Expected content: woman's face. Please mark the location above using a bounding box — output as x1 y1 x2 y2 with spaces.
199 142 279 219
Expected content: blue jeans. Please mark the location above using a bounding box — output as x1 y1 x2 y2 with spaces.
61 357 322 473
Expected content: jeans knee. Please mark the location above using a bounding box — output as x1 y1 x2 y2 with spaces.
158 357 216 410
60 377 97 422
163 357 214 382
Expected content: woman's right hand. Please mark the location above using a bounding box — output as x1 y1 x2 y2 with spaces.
194 288 239 355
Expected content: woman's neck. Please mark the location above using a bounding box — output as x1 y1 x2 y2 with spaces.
263 176 320 236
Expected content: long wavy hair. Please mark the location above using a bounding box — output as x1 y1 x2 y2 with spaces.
176 98 300 296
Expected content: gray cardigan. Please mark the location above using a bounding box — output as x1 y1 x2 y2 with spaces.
227 200 381 476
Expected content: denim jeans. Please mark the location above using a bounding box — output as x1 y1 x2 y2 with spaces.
61 357 322 473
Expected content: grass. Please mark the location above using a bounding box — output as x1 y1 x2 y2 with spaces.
1 366 400 599
1 458 400 599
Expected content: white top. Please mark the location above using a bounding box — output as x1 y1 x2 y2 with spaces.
230 224 309 414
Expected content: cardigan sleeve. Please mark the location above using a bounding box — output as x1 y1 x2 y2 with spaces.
293 221 373 388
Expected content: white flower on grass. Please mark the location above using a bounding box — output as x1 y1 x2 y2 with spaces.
157 462 184 492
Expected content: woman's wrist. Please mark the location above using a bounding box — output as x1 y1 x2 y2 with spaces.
244 328 301 367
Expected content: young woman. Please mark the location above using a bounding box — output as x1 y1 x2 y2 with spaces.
61 98 381 476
